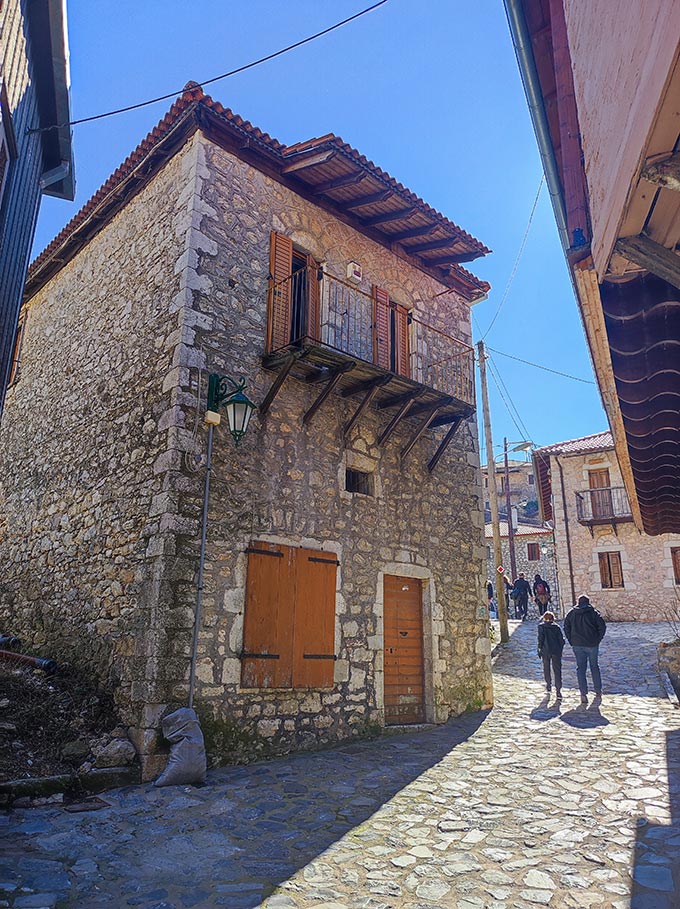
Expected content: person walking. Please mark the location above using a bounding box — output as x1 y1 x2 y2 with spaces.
537 611 564 698
511 573 532 620
533 574 551 616
563 594 607 705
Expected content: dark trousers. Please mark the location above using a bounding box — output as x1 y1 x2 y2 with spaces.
542 653 562 691
516 594 528 619
573 645 602 696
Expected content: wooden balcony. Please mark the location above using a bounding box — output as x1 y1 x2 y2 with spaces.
260 270 475 470
575 487 634 530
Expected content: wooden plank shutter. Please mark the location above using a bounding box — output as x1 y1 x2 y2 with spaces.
241 542 294 688
672 548 680 585
394 305 410 378
306 254 321 342
609 552 624 588
598 552 611 588
8 315 25 386
267 232 293 352
292 548 337 688
372 285 391 369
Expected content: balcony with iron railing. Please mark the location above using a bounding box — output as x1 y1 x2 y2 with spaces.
575 487 634 526
260 268 476 468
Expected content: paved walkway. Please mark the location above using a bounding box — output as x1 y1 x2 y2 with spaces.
2 622 680 909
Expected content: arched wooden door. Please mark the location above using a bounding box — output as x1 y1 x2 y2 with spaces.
383 575 425 724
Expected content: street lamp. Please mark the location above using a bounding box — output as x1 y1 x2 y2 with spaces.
503 439 533 582
189 373 257 709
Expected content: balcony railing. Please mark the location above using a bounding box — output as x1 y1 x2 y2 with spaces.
575 487 633 524
269 269 475 407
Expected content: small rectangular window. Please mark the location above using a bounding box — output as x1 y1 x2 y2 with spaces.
527 542 540 561
599 551 624 589
346 468 372 496
528 473 534 485
672 548 680 585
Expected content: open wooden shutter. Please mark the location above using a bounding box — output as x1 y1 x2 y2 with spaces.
241 542 295 688
609 552 624 588
394 305 410 378
672 548 680 585
292 548 337 688
373 285 391 369
8 314 25 386
306 254 321 342
267 232 293 352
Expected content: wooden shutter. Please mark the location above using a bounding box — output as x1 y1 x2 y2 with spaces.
306 254 321 342
589 468 612 518
267 232 293 352
394 305 410 378
372 285 391 369
527 542 540 561
8 314 25 386
241 542 295 688
292 548 337 687
609 552 624 588
672 548 680 585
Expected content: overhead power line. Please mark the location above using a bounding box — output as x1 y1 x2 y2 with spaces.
31 0 390 133
487 356 532 444
488 345 596 384
481 175 544 339
488 355 532 442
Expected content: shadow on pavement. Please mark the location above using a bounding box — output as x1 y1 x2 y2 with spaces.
559 700 610 728
630 728 680 909
529 695 562 722
4 711 489 908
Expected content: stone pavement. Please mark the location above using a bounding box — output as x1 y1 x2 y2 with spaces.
2 621 679 909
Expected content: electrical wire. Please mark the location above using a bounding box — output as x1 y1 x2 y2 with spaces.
488 355 532 443
487 356 532 443
488 345 596 384
31 0 390 133
481 175 544 339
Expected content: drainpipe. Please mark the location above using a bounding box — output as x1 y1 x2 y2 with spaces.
188 423 214 709
556 455 576 606
503 0 570 251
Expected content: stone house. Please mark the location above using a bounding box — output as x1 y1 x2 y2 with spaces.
484 521 559 614
533 432 680 621
0 85 494 777
0 0 74 412
481 459 540 525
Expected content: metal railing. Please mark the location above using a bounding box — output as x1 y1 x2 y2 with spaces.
575 486 633 522
269 268 475 406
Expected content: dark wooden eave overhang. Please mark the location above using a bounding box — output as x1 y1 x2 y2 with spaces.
25 84 490 303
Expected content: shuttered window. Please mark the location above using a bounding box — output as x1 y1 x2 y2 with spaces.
672 548 680 585
7 314 25 386
267 232 321 352
241 541 337 689
527 542 540 561
372 285 410 377
598 551 624 589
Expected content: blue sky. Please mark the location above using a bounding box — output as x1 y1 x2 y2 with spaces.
35 0 606 458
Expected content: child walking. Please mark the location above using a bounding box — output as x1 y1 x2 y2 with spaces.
537 611 565 698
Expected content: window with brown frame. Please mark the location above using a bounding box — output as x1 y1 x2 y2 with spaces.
372 285 410 378
672 547 680 585
527 542 540 561
598 551 624 589
241 541 337 689
267 231 320 352
7 314 25 386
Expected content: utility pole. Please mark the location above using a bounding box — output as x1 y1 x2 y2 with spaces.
504 437 518 581
477 340 509 643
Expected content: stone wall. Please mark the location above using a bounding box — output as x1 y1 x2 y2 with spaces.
550 449 680 621
486 531 560 615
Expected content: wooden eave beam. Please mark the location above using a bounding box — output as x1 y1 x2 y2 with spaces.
302 362 356 425
389 224 438 242
341 189 393 210
428 416 464 472
281 149 336 174
343 377 391 439
362 207 416 226
642 153 680 193
313 171 365 194
400 406 444 462
428 252 481 266
409 236 459 253
615 235 680 291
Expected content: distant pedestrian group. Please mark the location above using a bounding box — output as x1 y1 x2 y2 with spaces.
537 594 607 705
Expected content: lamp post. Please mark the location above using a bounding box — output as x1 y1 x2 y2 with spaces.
188 373 257 709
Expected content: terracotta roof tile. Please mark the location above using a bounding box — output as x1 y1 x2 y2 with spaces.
533 431 613 456
484 521 554 538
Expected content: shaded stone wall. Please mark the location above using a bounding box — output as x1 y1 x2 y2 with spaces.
163 135 492 758
550 450 680 620
485 532 560 614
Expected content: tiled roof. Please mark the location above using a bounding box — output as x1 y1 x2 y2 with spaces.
26 83 490 302
484 522 553 539
533 431 613 456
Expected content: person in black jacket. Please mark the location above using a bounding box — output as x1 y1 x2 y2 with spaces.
537 611 564 697
563 594 607 704
511 573 532 620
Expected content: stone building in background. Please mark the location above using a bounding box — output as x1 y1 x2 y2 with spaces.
481 458 540 525
0 86 494 777
533 432 680 622
484 520 560 615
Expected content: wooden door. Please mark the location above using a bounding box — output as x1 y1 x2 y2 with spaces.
383 575 425 724
589 468 612 518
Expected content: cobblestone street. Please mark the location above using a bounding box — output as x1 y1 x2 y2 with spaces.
2 621 679 909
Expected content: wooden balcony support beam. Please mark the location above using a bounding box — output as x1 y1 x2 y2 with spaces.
400 406 444 462
362 207 416 226
342 189 392 210
378 388 426 411
428 416 464 472
341 375 392 398
259 352 302 416
642 153 680 193
313 171 365 194
302 362 356 425
377 393 421 445
614 234 680 291
408 396 453 418
343 377 391 440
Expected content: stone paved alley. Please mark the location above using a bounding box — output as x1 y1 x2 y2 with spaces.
2 622 679 909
